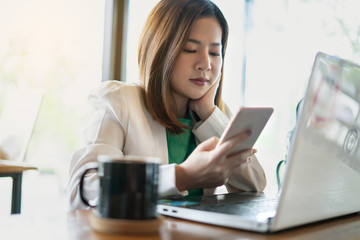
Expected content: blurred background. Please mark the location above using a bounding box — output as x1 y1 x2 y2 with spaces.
1 0 360 215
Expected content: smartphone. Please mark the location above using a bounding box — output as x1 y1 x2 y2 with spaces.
216 107 274 154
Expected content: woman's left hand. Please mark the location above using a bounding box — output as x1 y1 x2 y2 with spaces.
189 75 221 121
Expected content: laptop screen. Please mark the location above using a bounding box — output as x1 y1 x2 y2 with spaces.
274 52 360 230
300 53 360 173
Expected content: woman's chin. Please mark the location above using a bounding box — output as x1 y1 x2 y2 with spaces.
188 91 208 100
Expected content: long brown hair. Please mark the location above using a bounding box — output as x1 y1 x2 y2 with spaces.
138 0 228 134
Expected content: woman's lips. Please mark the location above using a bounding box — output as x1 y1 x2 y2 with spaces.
190 77 209 86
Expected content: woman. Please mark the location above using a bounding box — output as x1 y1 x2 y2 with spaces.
67 0 266 210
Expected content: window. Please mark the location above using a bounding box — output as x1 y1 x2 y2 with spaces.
245 0 360 195
126 0 159 84
0 0 105 214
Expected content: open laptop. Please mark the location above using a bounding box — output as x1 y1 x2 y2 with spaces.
0 89 43 162
157 52 360 232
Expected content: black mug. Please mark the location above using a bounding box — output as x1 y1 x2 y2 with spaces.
79 155 160 220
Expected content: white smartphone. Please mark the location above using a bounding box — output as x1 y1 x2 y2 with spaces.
216 107 274 154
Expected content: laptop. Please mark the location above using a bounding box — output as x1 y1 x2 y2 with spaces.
157 52 360 232
0 89 43 162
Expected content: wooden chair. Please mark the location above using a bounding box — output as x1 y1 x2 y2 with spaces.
0 89 43 214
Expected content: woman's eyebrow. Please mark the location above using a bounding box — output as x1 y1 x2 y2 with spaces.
187 38 221 47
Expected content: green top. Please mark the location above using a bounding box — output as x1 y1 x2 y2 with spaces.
166 116 203 196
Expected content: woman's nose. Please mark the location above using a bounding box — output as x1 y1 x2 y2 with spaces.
196 51 211 71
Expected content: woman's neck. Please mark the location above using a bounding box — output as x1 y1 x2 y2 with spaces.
173 94 189 118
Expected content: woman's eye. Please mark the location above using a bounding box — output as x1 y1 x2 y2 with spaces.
210 52 220 57
184 49 196 53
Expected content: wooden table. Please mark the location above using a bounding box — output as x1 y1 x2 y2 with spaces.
0 160 37 214
2 210 360 240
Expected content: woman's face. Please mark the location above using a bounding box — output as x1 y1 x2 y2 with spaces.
170 17 223 105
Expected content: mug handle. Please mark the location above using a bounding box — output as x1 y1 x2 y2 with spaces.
79 167 98 208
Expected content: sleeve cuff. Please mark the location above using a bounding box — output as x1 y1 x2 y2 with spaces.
158 163 187 198
193 107 229 142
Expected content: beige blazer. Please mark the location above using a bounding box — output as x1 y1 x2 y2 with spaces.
67 81 266 210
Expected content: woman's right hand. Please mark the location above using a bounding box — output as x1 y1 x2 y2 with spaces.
175 130 256 192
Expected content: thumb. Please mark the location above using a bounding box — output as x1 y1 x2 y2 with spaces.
195 136 219 152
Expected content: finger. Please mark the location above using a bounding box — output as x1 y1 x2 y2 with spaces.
194 136 219 152
215 130 251 156
241 149 256 163
227 148 255 168
210 75 221 91
247 149 257 162
215 73 221 84
234 148 257 162
227 129 252 142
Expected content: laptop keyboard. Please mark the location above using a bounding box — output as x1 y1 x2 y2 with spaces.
190 196 279 216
